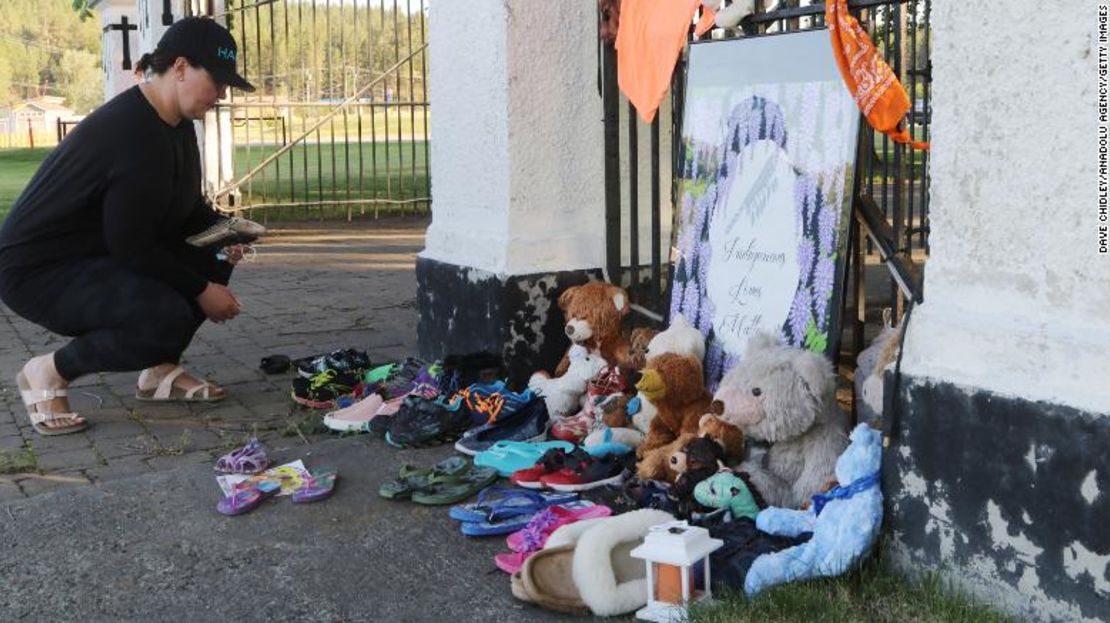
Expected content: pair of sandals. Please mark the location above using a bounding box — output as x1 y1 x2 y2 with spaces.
378 456 498 505
16 365 222 437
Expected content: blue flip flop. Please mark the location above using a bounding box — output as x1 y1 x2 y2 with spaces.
473 440 575 477
448 485 578 523
459 499 597 537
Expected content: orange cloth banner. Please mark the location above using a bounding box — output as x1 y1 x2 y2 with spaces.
617 0 704 124
826 0 928 150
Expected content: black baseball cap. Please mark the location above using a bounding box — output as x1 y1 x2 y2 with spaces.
156 17 255 92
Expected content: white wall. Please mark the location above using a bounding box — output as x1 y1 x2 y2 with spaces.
901 1 1110 415
421 0 606 276
98 0 140 101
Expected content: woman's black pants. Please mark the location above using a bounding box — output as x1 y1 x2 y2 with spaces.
0 252 233 382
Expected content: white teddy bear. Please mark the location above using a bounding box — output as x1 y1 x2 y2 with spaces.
528 345 607 417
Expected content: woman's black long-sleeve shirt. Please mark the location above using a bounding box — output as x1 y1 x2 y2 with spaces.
0 86 220 298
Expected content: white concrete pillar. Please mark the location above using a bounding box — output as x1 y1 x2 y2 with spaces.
885 3 1110 621
417 0 607 382
420 0 605 276
901 4 1109 415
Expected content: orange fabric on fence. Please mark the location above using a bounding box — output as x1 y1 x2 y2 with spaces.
617 0 703 124
826 0 928 150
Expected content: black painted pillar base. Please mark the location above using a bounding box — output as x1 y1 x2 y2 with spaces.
416 256 603 389
882 375 1110 622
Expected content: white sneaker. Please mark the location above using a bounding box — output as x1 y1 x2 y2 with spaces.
186 217 266 248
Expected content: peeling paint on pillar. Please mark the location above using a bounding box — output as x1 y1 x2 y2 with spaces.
884 375 1110 622
416 256 603 388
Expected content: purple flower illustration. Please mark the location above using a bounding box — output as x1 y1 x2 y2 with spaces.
818 202 838 256
813 256 836 327
797 237 815 278
788 287 813 347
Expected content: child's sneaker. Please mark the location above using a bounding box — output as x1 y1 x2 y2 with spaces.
294 348 372 379
549 410 593 444
186 216 266 248
291 369 363 409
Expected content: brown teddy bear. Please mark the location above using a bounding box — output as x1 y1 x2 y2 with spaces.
633 353 746 481
552 282 632 376
636 415 745 482
626 327 659 371
635 352 714 453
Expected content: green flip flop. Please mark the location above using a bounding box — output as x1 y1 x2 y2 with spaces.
377 456 470 500
411 465 499 506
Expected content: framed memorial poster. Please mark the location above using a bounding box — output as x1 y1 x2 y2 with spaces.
671 30 860 388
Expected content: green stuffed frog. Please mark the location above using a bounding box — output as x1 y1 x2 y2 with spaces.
693 469 763 521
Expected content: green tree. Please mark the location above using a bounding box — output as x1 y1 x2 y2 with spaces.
57 50 101 113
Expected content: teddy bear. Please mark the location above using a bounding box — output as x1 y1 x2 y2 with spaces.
743 424 883 596
528 345 607 418
693 469 764 522
630 314 706 434
706 331 849 509
626 327 659 371
635 414 744 482
635 353 712 453
666 436 726 517
633 352 745 481
551 282 631 377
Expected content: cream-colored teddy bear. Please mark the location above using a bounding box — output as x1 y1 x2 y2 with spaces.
529 345 607 417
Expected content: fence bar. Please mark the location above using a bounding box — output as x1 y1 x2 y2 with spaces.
628 102 640 299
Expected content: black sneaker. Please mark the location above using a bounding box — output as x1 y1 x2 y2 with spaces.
291 369 363 409
185 216 266 248
384 395 471 448
294 348 372 379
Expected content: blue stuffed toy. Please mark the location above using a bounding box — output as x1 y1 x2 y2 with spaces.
743 423 883 596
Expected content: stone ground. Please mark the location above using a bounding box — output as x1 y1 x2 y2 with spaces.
0 216 899 621
0 217 587 622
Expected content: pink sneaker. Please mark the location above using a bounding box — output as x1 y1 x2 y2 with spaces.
322 394 385 432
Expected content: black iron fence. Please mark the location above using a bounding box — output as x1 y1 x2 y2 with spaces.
601 0 930 358
196 0 430 221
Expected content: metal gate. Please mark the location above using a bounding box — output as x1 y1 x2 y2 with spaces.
601 0 930 359
197 0 430 221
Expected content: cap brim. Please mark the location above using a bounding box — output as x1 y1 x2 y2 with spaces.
210 66 256 92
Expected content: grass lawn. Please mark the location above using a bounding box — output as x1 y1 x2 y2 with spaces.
233 140 429 221
0 148 53 221
0 141 429 223
690 551 1010 623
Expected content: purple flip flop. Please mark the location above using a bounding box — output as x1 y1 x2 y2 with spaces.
215 437 270 475
217 480 281 516
292 468 338 504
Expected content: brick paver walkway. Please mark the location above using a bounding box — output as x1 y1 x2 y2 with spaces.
0 217 427 500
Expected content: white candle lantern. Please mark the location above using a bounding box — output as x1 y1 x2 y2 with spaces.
630 520 724 622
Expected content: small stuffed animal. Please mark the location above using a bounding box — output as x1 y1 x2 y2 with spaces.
694 470 763 522
636 410 744 483
743 424 883 596
528 345 607 417
710 331 848 508
627 327 659 371
552 282 632 377
632 314 706 434
668 437 726 517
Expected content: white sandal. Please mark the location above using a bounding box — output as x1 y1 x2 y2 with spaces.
135 365 225 402
15 371 88 436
